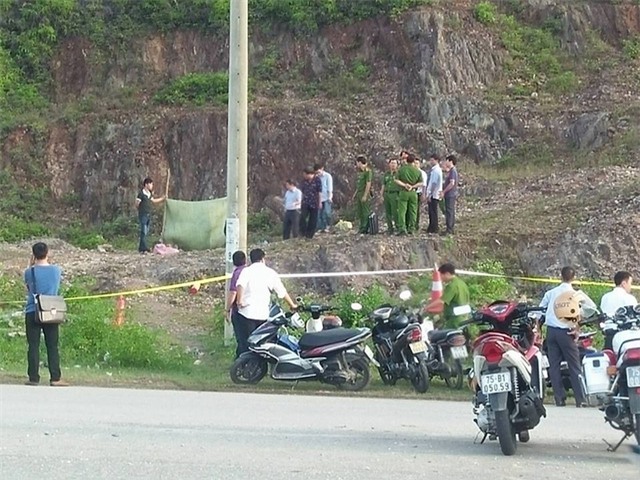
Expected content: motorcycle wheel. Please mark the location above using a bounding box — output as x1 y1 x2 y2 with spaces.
495 409 517 456
229 355 268 385
338 357 370 392
410 360 431 394
443 355 464 390
378 367 397 386
635 414 640 445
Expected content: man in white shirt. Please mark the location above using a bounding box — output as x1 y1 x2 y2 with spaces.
539 266 591 407
282 179 302 240
426 154 443 234
235 249 297 353
414 160 428 230
314 162 333 233
600 271 638 317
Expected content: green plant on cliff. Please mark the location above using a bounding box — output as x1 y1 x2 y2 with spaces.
473 2 497 25
154 72 229 106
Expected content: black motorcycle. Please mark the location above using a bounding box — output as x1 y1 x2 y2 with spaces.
369 304 431 393
424 325 468 390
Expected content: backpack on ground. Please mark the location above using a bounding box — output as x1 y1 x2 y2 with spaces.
367 212 379 235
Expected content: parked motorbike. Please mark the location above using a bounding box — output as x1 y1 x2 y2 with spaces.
366 293 430 393
462 301 547 456
230 303 375 391
421 318 468 390
581 305 640 450
295 300 343 332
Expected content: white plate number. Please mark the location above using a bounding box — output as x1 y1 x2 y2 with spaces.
628 365 640 388
481 372 512 395
450 346 468 359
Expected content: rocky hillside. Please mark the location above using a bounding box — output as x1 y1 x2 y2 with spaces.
1 0 640 281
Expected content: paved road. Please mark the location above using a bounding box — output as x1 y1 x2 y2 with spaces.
0 385 637 480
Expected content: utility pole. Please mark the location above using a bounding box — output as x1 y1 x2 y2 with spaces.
224 0 249 343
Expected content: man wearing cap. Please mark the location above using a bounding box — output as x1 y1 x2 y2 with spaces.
539 266 592 407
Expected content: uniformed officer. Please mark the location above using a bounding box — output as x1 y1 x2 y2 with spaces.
394 154 422 235
354 155 373 234
540 267 593 407
381 158 400 234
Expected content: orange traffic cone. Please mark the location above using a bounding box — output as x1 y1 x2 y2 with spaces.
425 264 444 314
189 281 201 295
114 295 126 326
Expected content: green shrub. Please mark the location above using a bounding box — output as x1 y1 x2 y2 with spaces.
466 259 515 306
333 285 391 328
474 2 498 25
623 36 640 60
154 72 229 106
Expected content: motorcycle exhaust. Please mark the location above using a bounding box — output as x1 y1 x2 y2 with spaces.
604 404 623 421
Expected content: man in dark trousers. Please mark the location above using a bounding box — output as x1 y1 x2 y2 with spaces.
226 250 247 358
425 154 442 234
282 179 301 240
134 177 165 253
442 154 459 235
24 242 68 386
298 167 322 239
539 267 591 407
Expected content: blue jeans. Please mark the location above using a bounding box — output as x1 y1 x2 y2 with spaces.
138 213 151 252
316 200 332 231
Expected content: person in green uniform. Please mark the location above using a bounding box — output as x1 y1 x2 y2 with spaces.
354 155 373 233
425 263 471 329
380 158 399 234
394 154 422 235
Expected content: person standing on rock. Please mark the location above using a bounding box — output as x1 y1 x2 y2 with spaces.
235 248 298 352
425 154 443 234
226 250 247 359
282 179 302 240
314 162 333 234
298 167 322 239
24 242 68 387
441 154 459 235
381 157 400 234
135 177 165 253
354 155 373 234
394 154 421 235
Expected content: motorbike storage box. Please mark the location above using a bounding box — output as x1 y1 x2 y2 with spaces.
582 352 610 395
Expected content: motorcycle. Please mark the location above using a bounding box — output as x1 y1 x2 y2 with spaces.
230 303 375 391
296 300 343 332
581 305 640 450
366 296 431 393
462 301 547 456
421 317 468 390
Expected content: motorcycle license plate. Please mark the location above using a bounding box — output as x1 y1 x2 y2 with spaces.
481 372 512 395
450 346 468 359
409 341 426 354
628 366 640 388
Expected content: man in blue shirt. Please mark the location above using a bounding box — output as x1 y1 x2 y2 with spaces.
314 162 333 233
24 242 67 386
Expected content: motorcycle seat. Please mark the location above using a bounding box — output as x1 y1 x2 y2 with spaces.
299 327 366 350
428 329 462 344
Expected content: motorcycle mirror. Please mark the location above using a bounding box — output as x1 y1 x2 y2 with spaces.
295 296 303 303
399 290 412 301
351 302 363 311
452 305 472 316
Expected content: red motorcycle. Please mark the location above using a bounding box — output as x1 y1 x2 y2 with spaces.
462 301 547 456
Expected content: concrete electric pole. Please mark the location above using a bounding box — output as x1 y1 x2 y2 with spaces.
224 0 249 343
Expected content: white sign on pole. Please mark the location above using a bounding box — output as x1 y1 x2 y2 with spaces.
225 217 240 266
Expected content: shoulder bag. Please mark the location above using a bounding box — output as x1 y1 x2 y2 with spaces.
30 267 66 324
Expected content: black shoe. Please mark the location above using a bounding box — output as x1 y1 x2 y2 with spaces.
555 399 566 407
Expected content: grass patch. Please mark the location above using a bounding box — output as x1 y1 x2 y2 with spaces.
154 72 229 107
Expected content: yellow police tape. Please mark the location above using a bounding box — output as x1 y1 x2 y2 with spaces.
1 267 631 306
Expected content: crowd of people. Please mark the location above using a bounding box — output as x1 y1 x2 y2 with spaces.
279 151 460 241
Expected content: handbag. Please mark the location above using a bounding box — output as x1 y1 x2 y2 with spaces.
30 267 66 324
